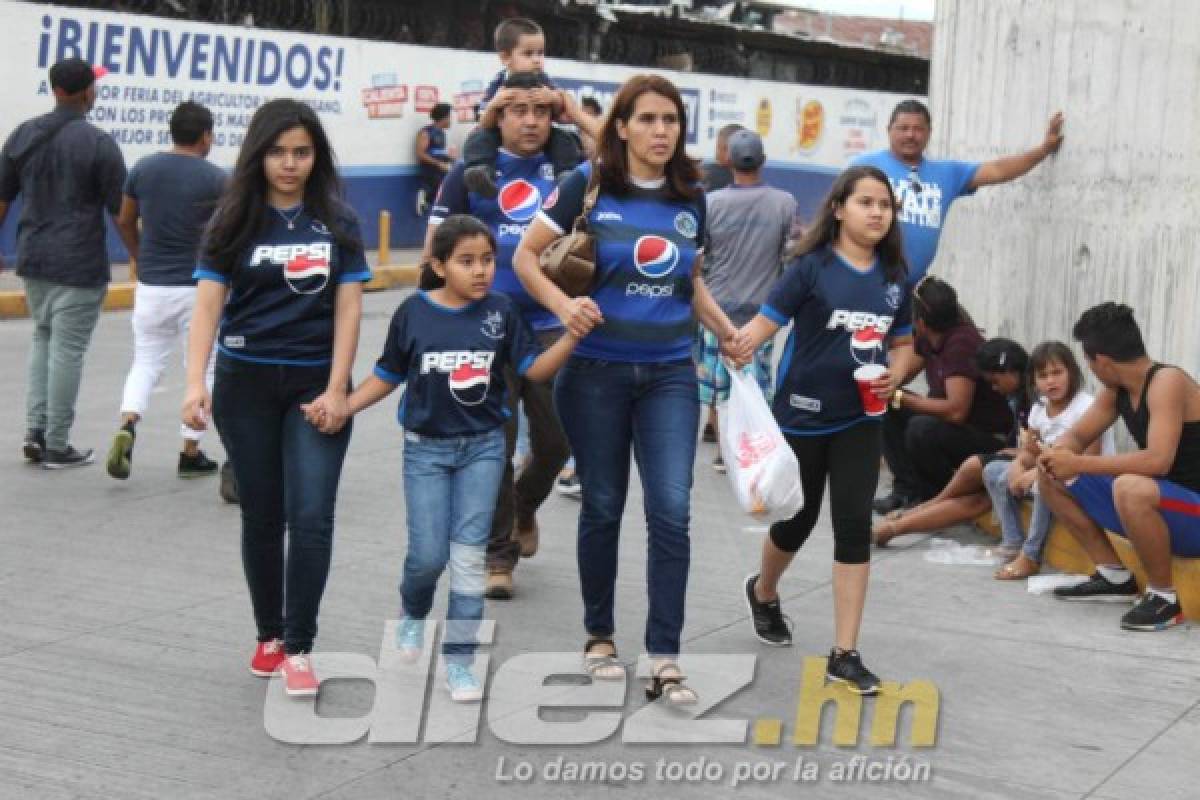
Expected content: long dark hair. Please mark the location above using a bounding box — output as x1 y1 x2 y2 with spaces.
594 74 700 201
911 275 967 332
419 215 497 290
1028 340 1084 404
790 165 907 285
204 98 360 270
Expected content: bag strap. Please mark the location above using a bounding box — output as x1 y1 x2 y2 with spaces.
13 114 77 173
570 167 601 234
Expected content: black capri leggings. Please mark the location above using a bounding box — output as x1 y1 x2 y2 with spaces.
768 421 882 564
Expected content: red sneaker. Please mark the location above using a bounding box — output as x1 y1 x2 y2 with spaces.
249 639 285 677
280 653 319 698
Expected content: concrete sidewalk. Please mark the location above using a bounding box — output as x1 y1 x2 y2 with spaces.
0 289 1196 800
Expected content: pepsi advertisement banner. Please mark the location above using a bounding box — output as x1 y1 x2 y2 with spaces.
1 2 916 251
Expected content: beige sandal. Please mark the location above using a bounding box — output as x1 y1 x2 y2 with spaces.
583 637 625 680
994 553 1040 580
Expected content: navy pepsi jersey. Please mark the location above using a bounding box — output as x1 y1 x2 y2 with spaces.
373 291 541 437
763 246 912 434
431 150 559 331
195 207 372 366
538 162 706 362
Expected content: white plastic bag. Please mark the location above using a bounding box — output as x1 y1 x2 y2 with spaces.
717 367 804 524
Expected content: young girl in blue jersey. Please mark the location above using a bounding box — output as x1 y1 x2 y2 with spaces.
513 74 742 707
183 99 372 698
733 165 922 695
338 215 589 702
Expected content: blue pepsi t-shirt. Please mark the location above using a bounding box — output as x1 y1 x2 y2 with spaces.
538 163 707 362
373 291 541 437
762 246 912 435
852 150 979 285
195 206 372 366
432 151 560 332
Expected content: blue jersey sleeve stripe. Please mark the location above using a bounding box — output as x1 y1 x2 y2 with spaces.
891 324 914 337
194 269 229 285
339 270 374 284
373 365 405 384
761 304 789 326
516 353 537 376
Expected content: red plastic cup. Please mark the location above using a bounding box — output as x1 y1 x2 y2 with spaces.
854 364 888 416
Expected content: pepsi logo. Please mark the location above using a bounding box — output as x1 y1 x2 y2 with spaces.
283 252 331 295
497 179 542 222
448 361 491 406
850 327 885 366
632 235 679 279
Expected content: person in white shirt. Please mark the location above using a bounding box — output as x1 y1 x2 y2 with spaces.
984 341 1114 579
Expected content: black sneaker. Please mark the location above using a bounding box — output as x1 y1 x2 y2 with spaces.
463 165 498 199
712 453 727 474
826 648 881 696
871 492 914 516
556 473 582 498
743 574 792 646
106 426 135 480
1054 572 1140 603
702 423 717 443
1121 593 1185 631
23 429 46 463
219 461 239 504
42 445 95 470
178 449 219 478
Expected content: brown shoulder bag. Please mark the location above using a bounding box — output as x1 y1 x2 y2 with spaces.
538 172 600 297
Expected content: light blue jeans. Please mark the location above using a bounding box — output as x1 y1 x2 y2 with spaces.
982 458 1053 561
401 427 506 665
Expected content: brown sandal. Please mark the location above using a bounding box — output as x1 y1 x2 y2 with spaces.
994 553 1040 580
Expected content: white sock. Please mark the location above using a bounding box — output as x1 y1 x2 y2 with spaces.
1096 564 1132 584
1148 586 1179 604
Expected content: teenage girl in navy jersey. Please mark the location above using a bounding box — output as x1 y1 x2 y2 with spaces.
734 165 921 695
514 74 742 707
341 215 588 702
183 99 372 698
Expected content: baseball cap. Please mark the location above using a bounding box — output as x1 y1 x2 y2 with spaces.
49 58 108 95
727 129 765 170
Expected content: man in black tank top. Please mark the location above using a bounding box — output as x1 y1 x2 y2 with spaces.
1037 303 1200 631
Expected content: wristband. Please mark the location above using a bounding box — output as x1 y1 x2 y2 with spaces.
892 389 905 410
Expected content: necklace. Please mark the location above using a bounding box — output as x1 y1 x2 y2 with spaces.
275 204 304 230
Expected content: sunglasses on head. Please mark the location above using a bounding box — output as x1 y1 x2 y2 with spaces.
907 164 924 195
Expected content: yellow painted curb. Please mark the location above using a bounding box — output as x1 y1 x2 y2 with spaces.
0 265 420 320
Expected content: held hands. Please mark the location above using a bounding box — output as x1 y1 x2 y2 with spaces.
723 325 754 367
1043 111 1065 155
557 297 604 339
181 384 211 431
300 390 351 435
1037 446 1079 483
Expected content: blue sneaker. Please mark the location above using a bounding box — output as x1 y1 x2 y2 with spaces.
445 663 483 703
395 617 425 663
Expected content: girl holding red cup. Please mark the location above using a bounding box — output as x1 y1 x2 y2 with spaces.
732 165 921 694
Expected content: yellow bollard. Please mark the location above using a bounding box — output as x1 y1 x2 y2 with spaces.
377 210 391 268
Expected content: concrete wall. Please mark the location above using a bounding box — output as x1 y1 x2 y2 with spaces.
927 0 1200 372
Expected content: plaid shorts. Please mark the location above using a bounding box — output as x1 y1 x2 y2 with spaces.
693 325 774 406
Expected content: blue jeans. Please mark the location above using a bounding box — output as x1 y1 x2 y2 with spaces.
555 358 699 658
402 427 506 664
982 458 1052 561
212 355 352 655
